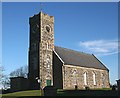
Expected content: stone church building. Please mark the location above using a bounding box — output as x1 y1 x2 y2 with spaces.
28 11 110 90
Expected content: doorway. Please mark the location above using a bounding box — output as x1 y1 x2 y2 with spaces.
46 79 51 86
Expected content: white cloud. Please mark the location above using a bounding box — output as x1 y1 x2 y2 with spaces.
79 39 119 56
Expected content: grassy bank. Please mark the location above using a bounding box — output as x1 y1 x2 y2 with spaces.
1 90 41 97
1 88 117 97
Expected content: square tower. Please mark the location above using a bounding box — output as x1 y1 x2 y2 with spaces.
28 11 54 89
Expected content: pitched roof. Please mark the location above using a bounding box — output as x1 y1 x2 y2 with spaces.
54 46 109 71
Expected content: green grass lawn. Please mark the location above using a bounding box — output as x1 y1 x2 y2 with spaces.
1 88 116 97
1 90 42 97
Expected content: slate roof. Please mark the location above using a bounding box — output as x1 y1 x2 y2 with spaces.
54 46 109 71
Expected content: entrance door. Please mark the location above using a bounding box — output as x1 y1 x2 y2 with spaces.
46 79 51 86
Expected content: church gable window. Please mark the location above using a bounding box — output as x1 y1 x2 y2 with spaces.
92 72 96 85
72 69 77 85
101 73 105 87
83 72 87 85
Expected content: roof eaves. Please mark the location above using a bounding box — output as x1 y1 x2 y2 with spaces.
92 54 109 71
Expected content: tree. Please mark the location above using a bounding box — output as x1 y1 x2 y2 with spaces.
10 65 28 78
0 66 10 90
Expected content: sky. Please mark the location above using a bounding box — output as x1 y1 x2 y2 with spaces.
2 2 118 85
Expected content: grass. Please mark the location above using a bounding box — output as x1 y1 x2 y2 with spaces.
57 88 117 96
0 88 117 97
91 88 112 90
1 90 41 97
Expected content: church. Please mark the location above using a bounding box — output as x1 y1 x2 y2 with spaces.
28 11 110 90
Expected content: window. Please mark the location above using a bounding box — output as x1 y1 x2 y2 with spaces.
92 72 96 85
73 69 77 75
84 72 87 85
46 75 51 86
46 43 48 50
101 73 105 87
73 69 77 85
46 42 51 50
46 80 51 86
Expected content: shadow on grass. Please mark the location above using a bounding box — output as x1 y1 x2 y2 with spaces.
57 89 118 96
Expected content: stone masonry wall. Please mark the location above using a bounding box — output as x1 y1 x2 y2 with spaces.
63 65 110 89
39 12 54 89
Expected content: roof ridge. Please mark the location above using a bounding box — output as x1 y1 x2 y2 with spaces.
55 46 92 56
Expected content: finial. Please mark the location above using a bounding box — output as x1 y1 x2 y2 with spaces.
40 3 44 12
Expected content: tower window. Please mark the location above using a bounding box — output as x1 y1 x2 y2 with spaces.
46 43 48 50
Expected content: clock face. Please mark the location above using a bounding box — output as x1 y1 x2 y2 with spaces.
45 25 51 33
46 26 50 32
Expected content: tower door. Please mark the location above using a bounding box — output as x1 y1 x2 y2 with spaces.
46 79 51 86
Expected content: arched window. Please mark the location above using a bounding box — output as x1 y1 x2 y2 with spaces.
92 72 96 85
83 72 87 85
101 73 105 87
73 69 77 85
46 56 51 69
46 43 48 50
46 75 51 86
73 69 77 76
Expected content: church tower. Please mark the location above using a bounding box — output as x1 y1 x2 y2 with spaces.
28 11 54 89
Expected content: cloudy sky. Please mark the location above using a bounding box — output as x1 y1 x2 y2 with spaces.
79 39 119 56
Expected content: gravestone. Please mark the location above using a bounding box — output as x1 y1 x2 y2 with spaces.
43 86 57 96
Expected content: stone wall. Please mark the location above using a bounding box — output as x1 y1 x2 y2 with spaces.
29 11 54 89
10 77 29 92
63 65 110 89
53 51 63 89
39 12 54 89
28 13 40 90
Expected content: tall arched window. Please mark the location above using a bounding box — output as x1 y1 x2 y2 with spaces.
92 72 96 85
101 73 105 87
46 42 48 50
83 72 87 85
73 69 77 85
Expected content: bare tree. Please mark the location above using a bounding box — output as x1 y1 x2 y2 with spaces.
0 66 10 90
10 65 28 78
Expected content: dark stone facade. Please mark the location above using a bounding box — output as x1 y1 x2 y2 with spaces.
10 77 29 92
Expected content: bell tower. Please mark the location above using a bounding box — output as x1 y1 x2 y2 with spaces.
28 11 54 89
